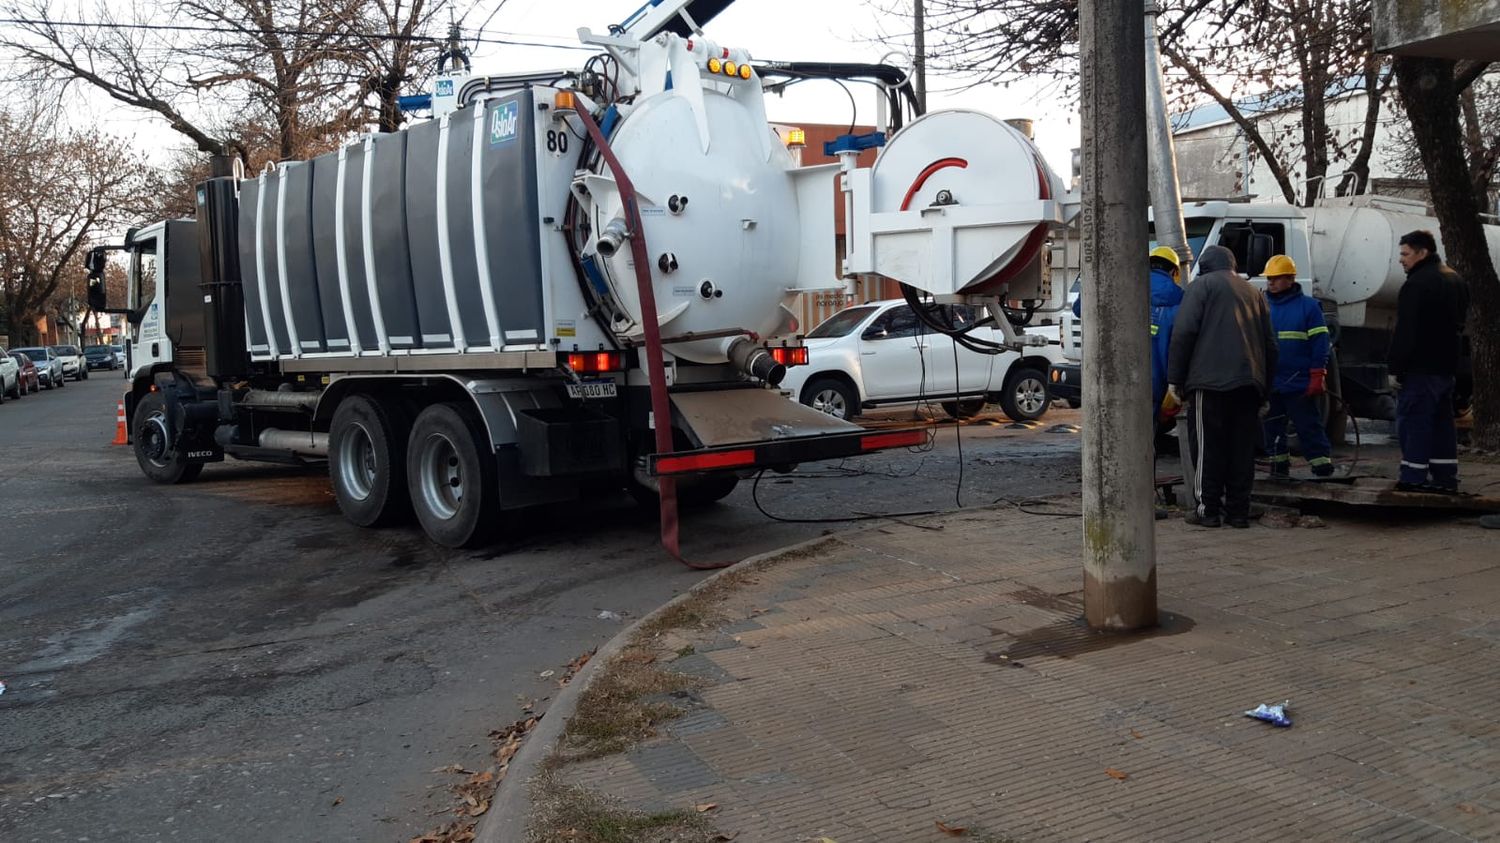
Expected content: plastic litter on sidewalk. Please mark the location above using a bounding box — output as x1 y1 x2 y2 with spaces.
1245 700 1293 727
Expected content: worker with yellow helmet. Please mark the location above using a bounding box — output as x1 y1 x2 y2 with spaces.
1147 246 1186 423
1261 253 1334 478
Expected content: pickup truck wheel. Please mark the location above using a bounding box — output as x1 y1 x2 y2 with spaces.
1000 366 1050 422
329 395 411 528
801 377 858 421
941 399 986 419
407 402 498 549
133 393 202 484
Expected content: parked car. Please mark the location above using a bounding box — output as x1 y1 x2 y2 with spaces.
12 347 65 389
0 346 18 402
10 352 41 395
781 300 1064 422
51 344 88 381
112 344 129 377
84 345 120 371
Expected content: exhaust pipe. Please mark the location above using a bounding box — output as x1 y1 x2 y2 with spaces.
725 337 786 386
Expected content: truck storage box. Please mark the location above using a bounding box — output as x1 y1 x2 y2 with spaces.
516 407 625 476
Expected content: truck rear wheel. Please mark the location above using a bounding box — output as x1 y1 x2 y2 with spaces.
329 394 411 527
133 393 202 484
407 402 498 548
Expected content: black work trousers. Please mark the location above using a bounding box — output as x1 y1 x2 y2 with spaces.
1185 386 1262 519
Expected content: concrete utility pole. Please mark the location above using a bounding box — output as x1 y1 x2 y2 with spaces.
913 0 927 114
1079 0 1157 630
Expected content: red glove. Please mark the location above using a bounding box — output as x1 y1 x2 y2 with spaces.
1305 368 1327 397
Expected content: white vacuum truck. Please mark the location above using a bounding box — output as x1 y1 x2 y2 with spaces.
87 0 1072 551
1050 195 1500 426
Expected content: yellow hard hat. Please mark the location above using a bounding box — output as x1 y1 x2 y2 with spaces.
1264 254 1297 277
1149 246 1181 269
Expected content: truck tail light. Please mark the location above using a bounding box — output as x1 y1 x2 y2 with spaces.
655 448 757 474
860 429 928 451
566 351 624 373
768 346 808 367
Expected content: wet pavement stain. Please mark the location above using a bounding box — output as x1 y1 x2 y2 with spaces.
986 610 1196 663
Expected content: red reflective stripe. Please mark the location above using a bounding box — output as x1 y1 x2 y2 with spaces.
861 429 927 451
656 449 757 474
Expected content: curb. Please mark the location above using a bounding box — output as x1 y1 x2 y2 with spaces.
475 534 840 843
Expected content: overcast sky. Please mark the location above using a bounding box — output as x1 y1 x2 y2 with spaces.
460 0 1079 173
55 0 1079 179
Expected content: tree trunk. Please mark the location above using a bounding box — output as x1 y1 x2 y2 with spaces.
1396 56 1500 451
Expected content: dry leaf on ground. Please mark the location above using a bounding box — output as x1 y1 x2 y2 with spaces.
695 802 718 812
1130 729 1143 739
935 820 968 836
1458 803 1479 815
1105 768 1129 780
331 796 343 807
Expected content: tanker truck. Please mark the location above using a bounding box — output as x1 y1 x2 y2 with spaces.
86 0 1072 550
1049 195 1500 426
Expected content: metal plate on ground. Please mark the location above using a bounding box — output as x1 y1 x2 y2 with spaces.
1252 475 1500 512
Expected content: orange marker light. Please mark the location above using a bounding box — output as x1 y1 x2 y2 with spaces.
723 61 738 77
739 64 752 80
707 57 722 74
555 90 576 110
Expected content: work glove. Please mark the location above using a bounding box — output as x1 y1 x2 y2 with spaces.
1305 368 1327 397
1159 390 1182 423
1167 384 1182 404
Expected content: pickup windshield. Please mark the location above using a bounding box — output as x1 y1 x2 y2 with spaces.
807 306 878 339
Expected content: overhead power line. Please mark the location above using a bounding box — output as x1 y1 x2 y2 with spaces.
0 16 596 50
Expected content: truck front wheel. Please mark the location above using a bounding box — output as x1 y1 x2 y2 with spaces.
329 394 411 527
407 403 498 549
133 393 202 484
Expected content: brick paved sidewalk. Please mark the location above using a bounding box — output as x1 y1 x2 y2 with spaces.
547 501 1500 842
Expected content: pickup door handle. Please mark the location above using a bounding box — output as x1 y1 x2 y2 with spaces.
861 351 876 356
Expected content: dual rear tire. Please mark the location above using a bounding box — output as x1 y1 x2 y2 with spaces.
328 396 497 549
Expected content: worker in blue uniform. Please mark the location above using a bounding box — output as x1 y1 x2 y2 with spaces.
1072 245 1183 418
1261 254 1334 478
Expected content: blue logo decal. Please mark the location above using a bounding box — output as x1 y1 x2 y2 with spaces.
489 101 520 146
436 79 454 97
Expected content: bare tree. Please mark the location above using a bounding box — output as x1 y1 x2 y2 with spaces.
0 104 153 344
339 0 448 133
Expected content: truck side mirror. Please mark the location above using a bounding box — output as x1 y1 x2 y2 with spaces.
1246 233 1275 277
85 246 108 310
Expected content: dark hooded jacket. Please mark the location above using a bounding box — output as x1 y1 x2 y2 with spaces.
1167 245 1278 395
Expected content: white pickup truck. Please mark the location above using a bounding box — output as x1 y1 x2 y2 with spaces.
782 299 1065 422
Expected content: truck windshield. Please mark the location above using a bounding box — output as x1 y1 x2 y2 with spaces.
1148 217 1216 268
807 306 879 339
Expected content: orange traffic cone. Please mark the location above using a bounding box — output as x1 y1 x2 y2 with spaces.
111 400 128 446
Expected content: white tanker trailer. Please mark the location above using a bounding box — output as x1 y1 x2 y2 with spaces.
87 0 1073 551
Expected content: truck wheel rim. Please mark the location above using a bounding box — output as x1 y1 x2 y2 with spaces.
417 433 463 521
1016 377 1047 416
142 413 171 467
811 389 847 418
337 422 377 502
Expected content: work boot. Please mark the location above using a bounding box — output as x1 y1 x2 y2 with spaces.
1185 511 1221 528
1311 463 1334 478
1268 461 1290 480
1226 515 1251 529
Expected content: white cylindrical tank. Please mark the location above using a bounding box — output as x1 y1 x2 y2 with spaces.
1308 197 1500 321
587 90 802 365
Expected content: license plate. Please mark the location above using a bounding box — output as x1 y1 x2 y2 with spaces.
567 380 617 399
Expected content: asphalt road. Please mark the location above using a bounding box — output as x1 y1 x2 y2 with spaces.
0 375 1082 842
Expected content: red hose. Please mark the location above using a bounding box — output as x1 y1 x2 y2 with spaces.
902 154 1051 293
572 102 731 570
